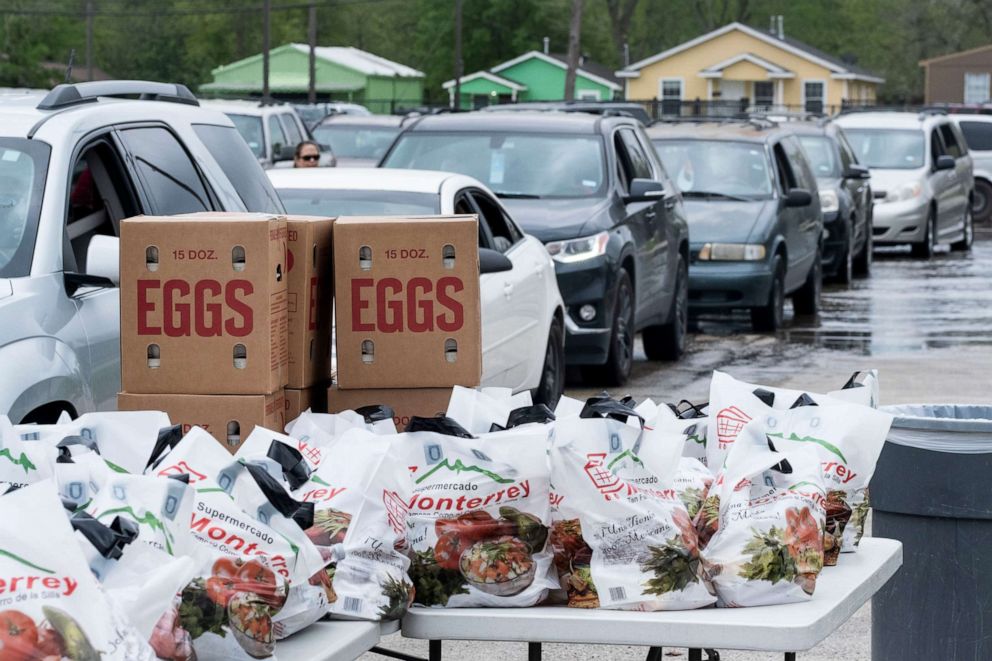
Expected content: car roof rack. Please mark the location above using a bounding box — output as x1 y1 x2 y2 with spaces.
37 81 199 110
651 115 774 129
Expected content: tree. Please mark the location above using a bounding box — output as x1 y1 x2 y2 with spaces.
692 0 751 32
564 0 583 101
604 0 639 67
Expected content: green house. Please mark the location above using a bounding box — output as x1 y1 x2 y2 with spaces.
443 50 622 109
201 43 424 114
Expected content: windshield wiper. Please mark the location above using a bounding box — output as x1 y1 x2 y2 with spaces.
682 190 753 202
493 191 541 199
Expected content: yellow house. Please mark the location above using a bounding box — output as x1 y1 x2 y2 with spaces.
617 22 883 114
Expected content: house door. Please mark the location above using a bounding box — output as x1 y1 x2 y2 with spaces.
720 80 746 101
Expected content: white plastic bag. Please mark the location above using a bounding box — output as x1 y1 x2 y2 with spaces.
445 387 534 434
700 424 827 607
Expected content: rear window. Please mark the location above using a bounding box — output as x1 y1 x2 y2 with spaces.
277 188 439 217
193 124 285 214
959 121 992 151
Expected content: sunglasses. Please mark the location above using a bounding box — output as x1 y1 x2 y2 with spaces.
298 154 319 162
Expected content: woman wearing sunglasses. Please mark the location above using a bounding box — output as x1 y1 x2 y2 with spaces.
294 140 321 168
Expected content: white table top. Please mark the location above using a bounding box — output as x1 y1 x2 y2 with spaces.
277 620 382 661
402 537 902 653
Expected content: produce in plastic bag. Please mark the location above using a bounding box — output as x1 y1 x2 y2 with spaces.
0 480 155 660
700 424 827 607
290 427 414 621
398 416 557 608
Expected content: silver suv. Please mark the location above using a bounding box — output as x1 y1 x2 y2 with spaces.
836 110 974 257
0 81 284 423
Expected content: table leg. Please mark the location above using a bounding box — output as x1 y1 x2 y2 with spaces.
784 654 797 661
369 646 429 661
528 642 542 661
689 649 703 661
645 647 664 661
428 640 442 661
705 650 721 660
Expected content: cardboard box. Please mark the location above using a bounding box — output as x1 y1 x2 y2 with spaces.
120 213 289 395
284 384 329 422
333 216 481 389
326 385 453 430
117 392 285 453
286 216 335 388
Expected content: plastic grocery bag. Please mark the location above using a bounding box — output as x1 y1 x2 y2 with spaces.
284 407 397 439
290 427 414 621
0 430 58 487
550 397 715 611
706 370 878 471
397 416 557 608
700 424 827 607
446 387 535 434
0 480 155 659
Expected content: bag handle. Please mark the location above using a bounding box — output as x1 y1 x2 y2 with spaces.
841 370 867 390
243 462 315 530
790 393 819 409
145 424 184 472
505 404 556 428
354 404 395 424
56 434 101 463
669 400 708 419
752 388 776 406
266 441 312 490
580 393 644 427
71 512 138 560
405 416 474 438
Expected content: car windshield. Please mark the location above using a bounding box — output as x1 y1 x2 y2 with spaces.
277 188 440 216
843 128 924 169
798 135 841 178
313 125 400 160
0 139 49 278
382 132 606 198
653 139 773 199
226 113 265 159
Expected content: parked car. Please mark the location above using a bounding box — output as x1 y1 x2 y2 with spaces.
293 101 372 130
312 114 408 167
948 113 992 224
0 81 285 423
380 111 691 385
481 101 653 125
199 99 336 168
268 167 566 405
835 110 974 257
647 120 823 332
783 121 874 282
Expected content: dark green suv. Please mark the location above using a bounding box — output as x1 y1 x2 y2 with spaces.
647 120 823 331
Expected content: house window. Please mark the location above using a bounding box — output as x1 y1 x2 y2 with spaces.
964 73 991 104
754 81 774 108
803 80 825 113
576 89 601 101
660 78 682 116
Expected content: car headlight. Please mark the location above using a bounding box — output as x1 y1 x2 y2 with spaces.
545 231 609 263
697 243 767 261
884 182 922 203
819 189 840 214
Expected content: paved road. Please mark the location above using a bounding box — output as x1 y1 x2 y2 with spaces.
364 240 992 661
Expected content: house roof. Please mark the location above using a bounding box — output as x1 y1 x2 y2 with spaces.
209 43 423 79
491 50 622 91
699 52 795 78
619 22 883 84
919 43 992 66
442 70 527 91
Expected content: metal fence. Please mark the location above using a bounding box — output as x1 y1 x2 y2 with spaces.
626 98 864 121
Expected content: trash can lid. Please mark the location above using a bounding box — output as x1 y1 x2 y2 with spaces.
881 404 992 454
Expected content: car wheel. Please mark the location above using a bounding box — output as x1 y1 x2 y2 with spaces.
834 218 854 285
973 178 992 224
584 271 635 386
951 204 974 252
911 207 936 258
532 316 565 408
853 213 873 277
643 255 688 361
793 247 822 316
751 256 785 332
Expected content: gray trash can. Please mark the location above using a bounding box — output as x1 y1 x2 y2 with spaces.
871 404 992 661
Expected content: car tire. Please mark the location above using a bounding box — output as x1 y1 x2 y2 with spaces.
973 178 992 224
532 316 565 408
834 218 854 285
751 256 785 332
584 271 635 386
793 246 822 316
911 208 936 259
643 255 688 361
853 213 873 277
951 204 974 252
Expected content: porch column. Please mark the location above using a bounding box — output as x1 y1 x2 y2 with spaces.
448 87 454 108
775 79 784 109
706 79 713 100
511 89 517 102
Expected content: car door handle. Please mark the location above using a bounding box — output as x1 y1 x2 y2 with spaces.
503 282 514 299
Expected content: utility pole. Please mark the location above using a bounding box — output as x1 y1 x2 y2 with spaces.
453 0 463 109
85 0 93 83
308 2 317 104
564 0 583 101
262 0 271 102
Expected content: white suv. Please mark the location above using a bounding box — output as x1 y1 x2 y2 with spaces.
0 81 285 423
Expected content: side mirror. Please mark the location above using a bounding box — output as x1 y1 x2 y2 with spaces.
624 178 666 203
479 247 513 275
86 235 119 284
935 154 956 171
843 163 871 180
785 188 813 207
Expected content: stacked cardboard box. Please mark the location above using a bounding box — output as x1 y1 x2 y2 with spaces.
117 213 334 451
328 216 482 428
